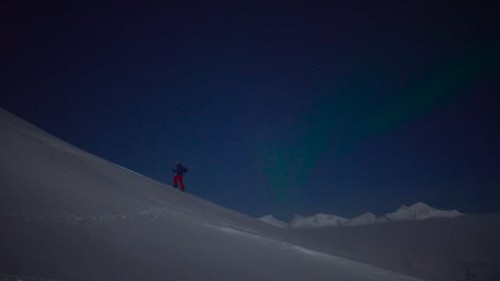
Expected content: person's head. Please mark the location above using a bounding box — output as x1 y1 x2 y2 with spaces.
176 160 181 165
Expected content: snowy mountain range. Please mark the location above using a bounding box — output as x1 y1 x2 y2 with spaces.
260 202 463 229
290 213 348 228
1 107 498 281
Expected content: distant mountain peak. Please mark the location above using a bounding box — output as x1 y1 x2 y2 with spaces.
385 202 461 221
344 212 377 226
290 213 347 228
408 202 433 210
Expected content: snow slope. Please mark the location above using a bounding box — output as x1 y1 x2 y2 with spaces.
0 107 425 281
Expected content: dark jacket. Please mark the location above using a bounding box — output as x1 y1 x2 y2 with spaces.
173 164 188 176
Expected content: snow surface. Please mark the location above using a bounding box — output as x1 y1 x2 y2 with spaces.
0 107 429 281
258 215 288 228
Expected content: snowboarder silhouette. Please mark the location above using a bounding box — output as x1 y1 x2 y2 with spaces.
172 161 188 192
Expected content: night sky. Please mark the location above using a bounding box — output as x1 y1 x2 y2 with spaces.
2 1 499 220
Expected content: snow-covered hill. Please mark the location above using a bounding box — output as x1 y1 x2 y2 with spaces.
0 107 426 281
258 215 288 228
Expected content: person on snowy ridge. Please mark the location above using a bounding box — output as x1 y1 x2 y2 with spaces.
172 161 188 192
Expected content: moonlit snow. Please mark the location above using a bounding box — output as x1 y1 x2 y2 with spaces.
1 107 499 281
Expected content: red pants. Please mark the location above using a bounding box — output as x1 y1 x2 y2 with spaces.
173 174 185 192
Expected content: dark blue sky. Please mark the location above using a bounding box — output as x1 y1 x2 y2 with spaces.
2 1 499 220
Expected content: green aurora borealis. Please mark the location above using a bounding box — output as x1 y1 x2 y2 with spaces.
263 41 499 211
